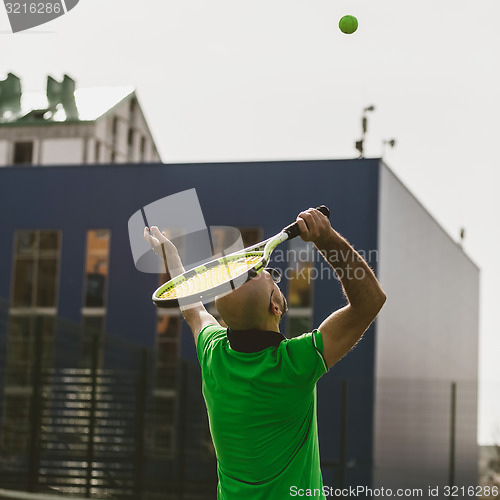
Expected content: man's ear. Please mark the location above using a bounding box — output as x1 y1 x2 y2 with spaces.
270 297 282 317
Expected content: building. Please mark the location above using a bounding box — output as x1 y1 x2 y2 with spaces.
0 159 479 497
0 73 161 166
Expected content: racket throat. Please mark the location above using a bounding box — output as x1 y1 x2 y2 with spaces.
279 231 290 243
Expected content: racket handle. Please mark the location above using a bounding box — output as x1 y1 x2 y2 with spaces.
283 205 330 240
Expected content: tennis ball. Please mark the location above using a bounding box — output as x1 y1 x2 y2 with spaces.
339 15 358 34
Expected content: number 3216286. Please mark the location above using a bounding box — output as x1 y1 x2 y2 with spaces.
5 3 62 14
444 485 499 497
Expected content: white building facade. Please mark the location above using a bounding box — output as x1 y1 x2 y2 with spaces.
0 73 161 166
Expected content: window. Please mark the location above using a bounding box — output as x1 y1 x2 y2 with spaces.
127 127 134 159
83 230 110 308
140 136 146 162
286 238 315 338
129 98 137 124
81 230 110 367
238 227 262 247
94 140 101 163
11 230 61 308
110 116 119 162
111 116 118 143
13 141 33 165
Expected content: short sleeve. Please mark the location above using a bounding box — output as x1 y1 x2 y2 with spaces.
196 324 227 363
280 329 328 387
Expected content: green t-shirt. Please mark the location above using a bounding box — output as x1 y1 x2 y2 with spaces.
196 324 329 499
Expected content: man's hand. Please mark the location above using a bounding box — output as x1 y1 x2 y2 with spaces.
144 226 178 258
295 207 336 247
144 226 185 277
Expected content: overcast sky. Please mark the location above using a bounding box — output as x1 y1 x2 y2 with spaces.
1 0 499 445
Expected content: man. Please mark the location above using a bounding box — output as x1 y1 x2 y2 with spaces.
145 207 386 499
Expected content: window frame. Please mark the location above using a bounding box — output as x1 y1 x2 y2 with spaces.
12 140 35 165
9 229 62 312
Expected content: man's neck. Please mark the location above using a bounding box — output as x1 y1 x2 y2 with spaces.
227 328 285 352
251 321 280 333
228 319 280 333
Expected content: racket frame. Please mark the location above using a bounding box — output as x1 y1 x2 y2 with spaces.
152 231 288 308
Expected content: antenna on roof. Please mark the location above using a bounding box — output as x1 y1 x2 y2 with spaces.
355 105 375 158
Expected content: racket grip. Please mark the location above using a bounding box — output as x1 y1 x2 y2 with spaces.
283 205 330 240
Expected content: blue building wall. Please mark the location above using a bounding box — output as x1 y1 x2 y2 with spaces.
0 158 381 488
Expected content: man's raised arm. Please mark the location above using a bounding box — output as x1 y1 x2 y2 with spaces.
144 226 219 343
295 209 386 369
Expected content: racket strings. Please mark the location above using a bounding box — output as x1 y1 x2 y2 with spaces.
158 255 262 299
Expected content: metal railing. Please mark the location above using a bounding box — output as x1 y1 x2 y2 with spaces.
0 300 216 499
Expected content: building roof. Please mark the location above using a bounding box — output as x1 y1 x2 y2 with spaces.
0 73 135 126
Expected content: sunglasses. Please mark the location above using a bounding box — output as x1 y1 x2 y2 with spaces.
264 267 282 284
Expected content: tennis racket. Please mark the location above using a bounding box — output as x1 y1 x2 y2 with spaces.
152 205 330 308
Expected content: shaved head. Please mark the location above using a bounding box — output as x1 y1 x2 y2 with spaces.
215 271 286 331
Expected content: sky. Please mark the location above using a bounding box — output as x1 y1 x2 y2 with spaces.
1 0 499 445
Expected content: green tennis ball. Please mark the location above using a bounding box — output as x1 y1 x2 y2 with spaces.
339 15 358 34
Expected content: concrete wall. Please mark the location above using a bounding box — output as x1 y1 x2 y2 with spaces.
374 163 479 490
0 140 8 166
40 138 84 165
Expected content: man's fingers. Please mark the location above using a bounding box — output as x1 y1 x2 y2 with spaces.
296 218 309 237
150 226 166 241
311 207 328 221
144 226 162 253
309 208 330 239
297 211 313 240
144 226 153 244
298 208 330 242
